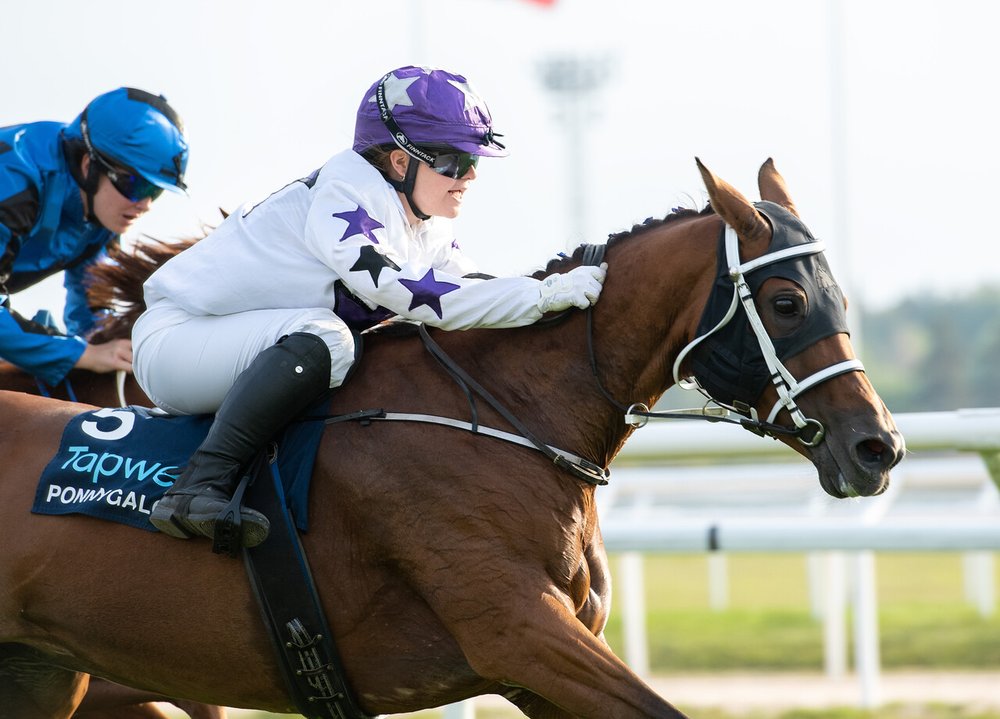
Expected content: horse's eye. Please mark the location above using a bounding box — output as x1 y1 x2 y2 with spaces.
775 296 799 316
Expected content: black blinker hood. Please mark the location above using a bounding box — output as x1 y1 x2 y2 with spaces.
687 201 850 410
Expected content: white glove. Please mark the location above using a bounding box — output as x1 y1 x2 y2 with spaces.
537 262 608 313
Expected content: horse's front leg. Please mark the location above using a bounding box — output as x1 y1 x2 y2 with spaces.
502 687 581 718
72 678 227 719
460 592 688 719
0 644 88 719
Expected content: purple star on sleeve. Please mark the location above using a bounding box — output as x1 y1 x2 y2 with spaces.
331 206 385 243
398 269 460 319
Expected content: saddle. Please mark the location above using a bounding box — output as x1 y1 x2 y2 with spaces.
32 405 370 719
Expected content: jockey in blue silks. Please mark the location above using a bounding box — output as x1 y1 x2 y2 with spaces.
0 87 188 386
135 65 607 549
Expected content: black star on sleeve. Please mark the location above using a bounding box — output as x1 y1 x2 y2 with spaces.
349 245 401 287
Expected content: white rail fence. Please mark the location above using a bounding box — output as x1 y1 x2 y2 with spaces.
442 408 1000 716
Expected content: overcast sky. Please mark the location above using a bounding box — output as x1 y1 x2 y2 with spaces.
5 0 998 323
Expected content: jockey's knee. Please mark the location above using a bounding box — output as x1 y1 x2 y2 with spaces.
292 317 356 388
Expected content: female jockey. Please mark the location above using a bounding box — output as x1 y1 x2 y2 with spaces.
134 65 607 549
0 87 188 385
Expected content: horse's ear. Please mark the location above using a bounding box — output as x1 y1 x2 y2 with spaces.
696 157 771 246
757 158 800 218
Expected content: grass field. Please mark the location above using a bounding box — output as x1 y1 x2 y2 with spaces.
603 552 1000 670
169 552 1000 719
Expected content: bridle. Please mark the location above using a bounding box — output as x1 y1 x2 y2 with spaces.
588 223 864 447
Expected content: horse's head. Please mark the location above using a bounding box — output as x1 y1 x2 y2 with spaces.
675 158 904 498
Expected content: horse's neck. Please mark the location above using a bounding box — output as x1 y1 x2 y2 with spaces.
66 369 149 407
447 298 687 467
0 363 144 408
0 363 41 394
475 221 717 466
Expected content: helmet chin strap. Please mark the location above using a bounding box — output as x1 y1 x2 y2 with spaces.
78 116 109 228
384 157 429 221
80 154 103 226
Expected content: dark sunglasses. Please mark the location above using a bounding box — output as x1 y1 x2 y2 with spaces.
427 151 479 180
93 153 164 202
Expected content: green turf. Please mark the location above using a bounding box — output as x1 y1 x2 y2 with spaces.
600 553 1000 670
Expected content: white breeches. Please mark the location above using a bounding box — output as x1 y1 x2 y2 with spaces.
132 300 356 415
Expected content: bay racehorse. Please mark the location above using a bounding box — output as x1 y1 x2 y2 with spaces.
0 238 221 719
0 159 903 718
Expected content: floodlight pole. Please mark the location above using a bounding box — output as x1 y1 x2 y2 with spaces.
538 55 611 248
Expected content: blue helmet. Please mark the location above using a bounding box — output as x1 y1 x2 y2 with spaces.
65 87 188 193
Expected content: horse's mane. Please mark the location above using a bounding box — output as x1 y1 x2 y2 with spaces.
531 204 714 278
85 204 715 343
86 236 201 343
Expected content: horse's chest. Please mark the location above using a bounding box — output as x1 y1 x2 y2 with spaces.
569 545 611 635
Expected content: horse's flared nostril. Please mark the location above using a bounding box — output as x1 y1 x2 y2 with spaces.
856 434 902 472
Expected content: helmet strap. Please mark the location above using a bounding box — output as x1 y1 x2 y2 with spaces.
76 111 106 227
81 153 103 226
380 156 429 221
372 73 432 221
399 158 429 221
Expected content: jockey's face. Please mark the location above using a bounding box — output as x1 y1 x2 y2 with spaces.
389 149 477 224
80 155 154 234
411 159 476 221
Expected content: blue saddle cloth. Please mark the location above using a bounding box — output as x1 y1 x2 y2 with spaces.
31 406 325 532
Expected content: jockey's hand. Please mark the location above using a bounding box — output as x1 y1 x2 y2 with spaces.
76 338 133 374
537 262 608 313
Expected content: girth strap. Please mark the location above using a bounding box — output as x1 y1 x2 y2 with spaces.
241 452 373 719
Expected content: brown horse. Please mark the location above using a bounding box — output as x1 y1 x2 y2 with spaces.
0 361 146 408
0 238 221 719
0 159 903 718
0 237 197 409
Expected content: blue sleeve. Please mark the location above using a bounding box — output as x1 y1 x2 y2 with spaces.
0 305 86 385
63 254 104 337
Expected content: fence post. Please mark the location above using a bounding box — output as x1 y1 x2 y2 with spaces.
963 551 996 617
822 551 848 679
620 552 650 677
852 551 881 708
708 553 729 611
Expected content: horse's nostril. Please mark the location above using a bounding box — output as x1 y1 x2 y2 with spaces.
858 438 888 467
857 436 902 471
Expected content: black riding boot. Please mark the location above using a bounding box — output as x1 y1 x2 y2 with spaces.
150 332 331 547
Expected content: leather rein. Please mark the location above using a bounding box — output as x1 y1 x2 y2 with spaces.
338 228 863 485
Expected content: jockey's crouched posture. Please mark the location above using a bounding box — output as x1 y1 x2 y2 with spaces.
133 65 608 548
0 88 187 385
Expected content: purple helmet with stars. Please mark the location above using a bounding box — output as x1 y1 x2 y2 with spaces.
353 66 508 159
